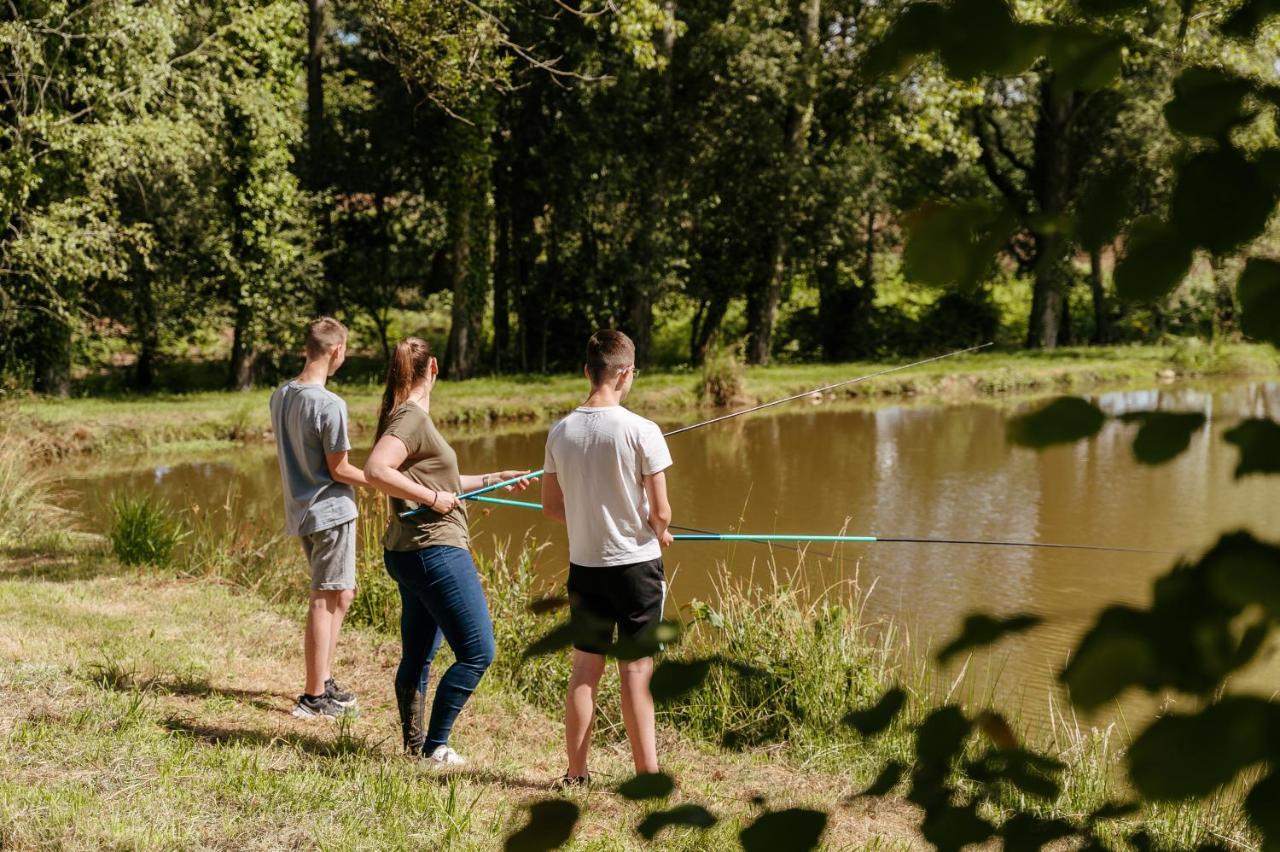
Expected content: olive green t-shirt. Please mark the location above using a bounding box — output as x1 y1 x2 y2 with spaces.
381 402 470 552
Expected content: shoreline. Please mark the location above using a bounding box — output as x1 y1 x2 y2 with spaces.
7 344 1278 458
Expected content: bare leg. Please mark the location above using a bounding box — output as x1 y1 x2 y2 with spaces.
565 650 606 778
326 589 355 679
618 656 659 774
304 590 345 696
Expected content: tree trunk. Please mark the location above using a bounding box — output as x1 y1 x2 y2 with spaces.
1088 248 1110 344
32 317 71 398
306 0 325 187
492 156 512 371
133 276 159 391
747 0 820 365
1025 80 1076 350
1210 255 1239 341
444 119 493 380
692 294 730 364
229 296 256 391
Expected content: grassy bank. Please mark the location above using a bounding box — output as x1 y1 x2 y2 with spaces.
0 437 1256 848
9 344 1278 457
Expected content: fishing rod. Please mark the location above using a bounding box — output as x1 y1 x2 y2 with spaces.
399 342 994 520
466 495 1170 555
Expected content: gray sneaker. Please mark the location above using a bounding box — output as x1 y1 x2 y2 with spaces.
324 678 357 708
291 693 349 719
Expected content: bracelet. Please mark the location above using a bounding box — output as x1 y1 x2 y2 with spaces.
483 474 494 488
427 489 439 510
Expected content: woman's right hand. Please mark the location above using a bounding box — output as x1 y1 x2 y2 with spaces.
429 490 459 514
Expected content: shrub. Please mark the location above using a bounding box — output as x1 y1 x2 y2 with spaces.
0 429 72 550
108 493 186 567
698 340 745 406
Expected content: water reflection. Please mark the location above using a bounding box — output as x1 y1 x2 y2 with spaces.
64 380 1280 729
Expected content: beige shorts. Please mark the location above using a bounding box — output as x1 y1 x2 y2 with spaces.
300 520 356 591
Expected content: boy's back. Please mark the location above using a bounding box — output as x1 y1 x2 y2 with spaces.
544 405 671 567
270 380 357 536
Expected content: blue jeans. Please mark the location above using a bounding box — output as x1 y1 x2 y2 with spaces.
384 546 496 753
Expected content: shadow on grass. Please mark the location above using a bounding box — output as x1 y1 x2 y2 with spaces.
0 547 99 582
163 716 384 758
88 668 289 714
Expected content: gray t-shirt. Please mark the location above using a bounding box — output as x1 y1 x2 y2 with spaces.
269 381 358 536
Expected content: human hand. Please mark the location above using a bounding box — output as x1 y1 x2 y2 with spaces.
430 490 459 513
659 530 674 548
494 470 533 492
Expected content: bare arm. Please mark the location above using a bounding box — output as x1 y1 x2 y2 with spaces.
325 450 368 487
364 435 457 513
459 470 534 493
542 473 566 524
644 470 673 547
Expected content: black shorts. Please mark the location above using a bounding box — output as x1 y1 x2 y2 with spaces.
567 557 666 658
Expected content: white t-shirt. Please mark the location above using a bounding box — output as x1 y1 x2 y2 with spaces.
544 405 673 567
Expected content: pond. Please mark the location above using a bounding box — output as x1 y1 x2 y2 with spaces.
64 379 1280 732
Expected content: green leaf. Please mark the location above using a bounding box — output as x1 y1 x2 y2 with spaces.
527 596 569 614
1202 530 1280 617
937 613 1042 664
608 620 680 660
1237 258 1280 346
916 705 971 765
1077 0 1145 13
1119 412 1206 465
861 3 946 80
1008 397 1106 448
1164 67 1256 139
650 659 712 702
857 761 905 797
903 200 1018 289
937 0 1045 79
1046 26 1123 91
1060 606 1158 710
921 804 995 851
616 772 674 801
1245 770 1280 846
636 804 718 840
1113 217 1194 302
1000 813 1077 852
504 800 579 852
740 809 828 852
1223 419 1280 478
1128 697 1279 800
522 621 578 658
843 687 907 736
1222 0 1280 38
1076 170 1131 251
1171 149 1278 255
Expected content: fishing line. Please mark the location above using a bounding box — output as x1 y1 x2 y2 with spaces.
399 343 994 519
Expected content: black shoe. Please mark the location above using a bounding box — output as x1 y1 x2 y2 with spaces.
291 693 349 719
555 773 590 791
325 677 357 707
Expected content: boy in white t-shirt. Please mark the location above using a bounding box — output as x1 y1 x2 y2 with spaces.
542 330 674 786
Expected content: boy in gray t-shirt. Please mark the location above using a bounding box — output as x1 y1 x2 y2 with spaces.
269 317 367 719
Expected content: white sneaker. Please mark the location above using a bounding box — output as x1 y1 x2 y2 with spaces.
426 744 466 767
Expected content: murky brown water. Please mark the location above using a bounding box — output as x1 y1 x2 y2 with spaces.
63 380 1280 729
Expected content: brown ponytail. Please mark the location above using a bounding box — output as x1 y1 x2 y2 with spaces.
376 337 433 439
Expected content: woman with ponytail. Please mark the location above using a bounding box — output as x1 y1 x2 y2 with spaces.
365 337 529 767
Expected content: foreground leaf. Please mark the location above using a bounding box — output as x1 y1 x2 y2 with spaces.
1114 218 1193 302
1237 258 1280 347
740 809 827 852
903 200 1017 289
636 804 718 840
1245 769 1280 847
937 613 1042 664
1202 530 1280 617
916 705 971 765
1164 67 1256 138
1060 606 1158 710
856 761 905 797
843 687 906 736
1128 697 1278 800
505 800 579 852
921 803 995 851
522 621 578 658
1223 419 1280 478
1120 412 1206 465
1000 813 1077 851
527 596 569 614
1222 0 1280 38
1171 149 1277 256
1008 397 1106 448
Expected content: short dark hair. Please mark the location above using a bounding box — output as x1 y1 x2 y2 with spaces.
305 317 348 359
586 330 635 386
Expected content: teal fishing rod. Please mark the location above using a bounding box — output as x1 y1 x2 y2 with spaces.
398 343 993 520
466 495 1169 554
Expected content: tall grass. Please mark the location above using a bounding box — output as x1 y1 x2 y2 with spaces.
108 493 187 567
0 431 73 550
